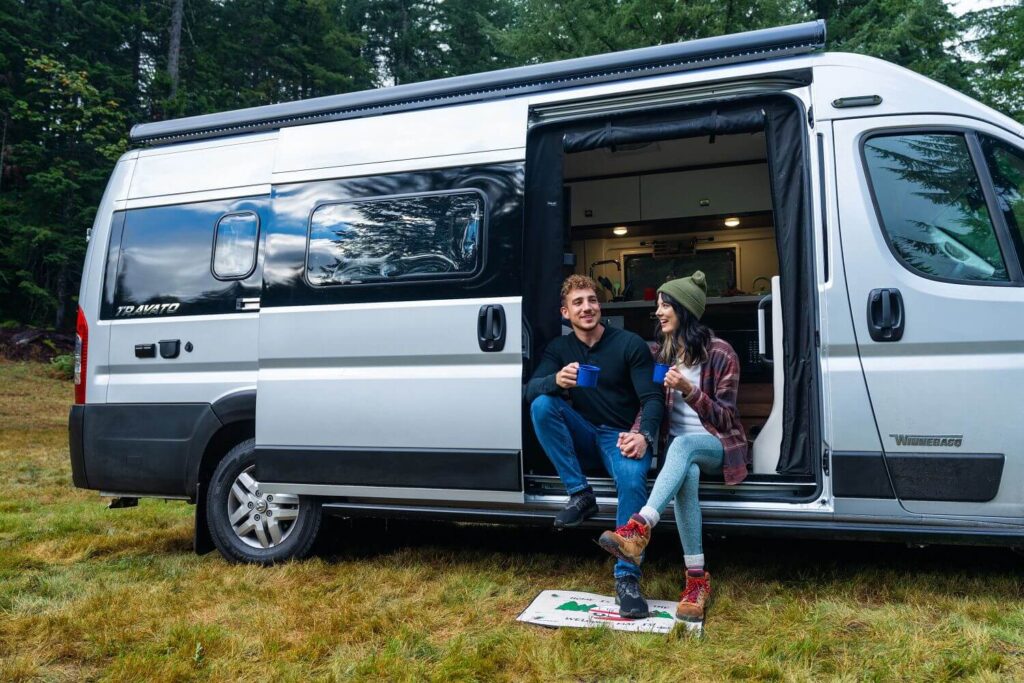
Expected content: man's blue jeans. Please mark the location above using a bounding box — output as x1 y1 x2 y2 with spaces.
530 394 651 580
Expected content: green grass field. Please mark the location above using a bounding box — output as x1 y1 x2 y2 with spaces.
1 360 1023 681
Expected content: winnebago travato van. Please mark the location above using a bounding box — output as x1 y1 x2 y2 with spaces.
68 21 1024 563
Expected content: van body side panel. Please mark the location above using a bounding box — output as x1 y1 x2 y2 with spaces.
104 196 268 405
72 137 274 495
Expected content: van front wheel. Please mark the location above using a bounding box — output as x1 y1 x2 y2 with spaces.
206 438 322 564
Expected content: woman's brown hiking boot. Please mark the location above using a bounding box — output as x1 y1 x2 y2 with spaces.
597 514 650 565
676 570 712 622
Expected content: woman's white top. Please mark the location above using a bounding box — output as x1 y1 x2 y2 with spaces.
668 362 712 438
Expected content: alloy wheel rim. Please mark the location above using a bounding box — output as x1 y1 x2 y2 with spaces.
227 465 300 549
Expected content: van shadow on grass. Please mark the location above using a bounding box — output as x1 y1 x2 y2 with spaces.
312 516 1024 602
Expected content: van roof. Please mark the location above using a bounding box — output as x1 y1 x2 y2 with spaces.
130 20 826 146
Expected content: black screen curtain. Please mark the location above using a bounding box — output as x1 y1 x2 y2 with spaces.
524 95 817 475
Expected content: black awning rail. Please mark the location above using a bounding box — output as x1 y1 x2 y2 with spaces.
130 21 825 146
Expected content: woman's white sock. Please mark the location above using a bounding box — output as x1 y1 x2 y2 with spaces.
684 554 705 572
638 505 660 527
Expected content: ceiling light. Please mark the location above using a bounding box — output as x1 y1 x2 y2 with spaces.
724 217 741 228
613 226 628 236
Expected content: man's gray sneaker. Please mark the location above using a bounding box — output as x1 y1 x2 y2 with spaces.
615 576 650 619
553 490 598 529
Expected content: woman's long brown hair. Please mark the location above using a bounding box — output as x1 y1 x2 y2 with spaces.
656 292 712 368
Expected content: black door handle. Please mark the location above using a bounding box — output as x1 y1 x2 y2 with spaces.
867 288 905 342
478 305 506 352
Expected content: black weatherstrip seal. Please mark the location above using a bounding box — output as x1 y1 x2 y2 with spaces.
131 21 826 145
256 448 522 492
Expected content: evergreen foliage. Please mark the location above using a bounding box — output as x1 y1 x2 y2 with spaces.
0 0 1018 328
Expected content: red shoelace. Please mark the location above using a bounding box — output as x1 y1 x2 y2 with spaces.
616 519 646 539
681 577 708 603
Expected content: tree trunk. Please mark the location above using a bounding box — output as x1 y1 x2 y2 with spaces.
55 267 67 330
168 0 184 98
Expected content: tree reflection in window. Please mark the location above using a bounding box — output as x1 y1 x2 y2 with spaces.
307 193 483 286
864 133 1008 282
981 135 1024 254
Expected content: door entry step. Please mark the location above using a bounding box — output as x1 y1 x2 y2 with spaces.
524 474 816 501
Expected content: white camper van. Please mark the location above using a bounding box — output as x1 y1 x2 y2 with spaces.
68 21 1024 563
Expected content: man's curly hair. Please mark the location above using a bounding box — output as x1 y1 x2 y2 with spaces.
560 274 600 305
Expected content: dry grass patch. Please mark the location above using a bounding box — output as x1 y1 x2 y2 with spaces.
1 361 1023 681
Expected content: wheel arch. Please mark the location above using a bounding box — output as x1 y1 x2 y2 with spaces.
191 389 256 555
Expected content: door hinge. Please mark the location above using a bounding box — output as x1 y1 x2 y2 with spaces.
822 446 830 476
814 330 820 347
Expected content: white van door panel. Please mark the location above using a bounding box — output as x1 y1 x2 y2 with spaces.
257 298 522 450
833 116 1024 518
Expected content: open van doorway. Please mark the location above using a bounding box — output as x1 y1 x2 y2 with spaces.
521 93 822 506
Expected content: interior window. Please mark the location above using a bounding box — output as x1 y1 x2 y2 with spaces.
306 192 483 286
980 135 1024 256
863 133 1008 283
624 248 737 299
213 212 260 279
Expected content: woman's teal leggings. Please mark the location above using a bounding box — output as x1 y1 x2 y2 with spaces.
646 433 723 557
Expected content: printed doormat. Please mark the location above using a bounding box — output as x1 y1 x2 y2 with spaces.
517 590 702 634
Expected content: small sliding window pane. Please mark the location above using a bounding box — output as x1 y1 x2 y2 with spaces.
213 212 259 279
306 192 483 286
864 133 1008 283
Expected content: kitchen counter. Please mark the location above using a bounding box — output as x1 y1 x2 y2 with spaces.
601 295 765 310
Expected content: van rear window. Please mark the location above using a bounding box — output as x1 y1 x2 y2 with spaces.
863 133 1009 283
305 192 483 286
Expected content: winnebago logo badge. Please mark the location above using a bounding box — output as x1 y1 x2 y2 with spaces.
889 433 963 447
116 303 180 317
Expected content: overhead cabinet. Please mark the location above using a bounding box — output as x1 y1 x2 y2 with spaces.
640 164 772 221
569 176 641 226
569 163 772 226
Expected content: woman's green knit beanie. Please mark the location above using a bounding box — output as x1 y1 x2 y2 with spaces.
657 271 707 320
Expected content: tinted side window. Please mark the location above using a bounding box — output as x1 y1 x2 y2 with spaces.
103 199 263 319
863 133 1008 283
306 192 483 286
213 212 260 279
980 135 1024 256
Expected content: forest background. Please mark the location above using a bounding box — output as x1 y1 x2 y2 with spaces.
1 0 1022 331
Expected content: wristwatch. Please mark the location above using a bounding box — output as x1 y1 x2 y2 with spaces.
639 430 655 450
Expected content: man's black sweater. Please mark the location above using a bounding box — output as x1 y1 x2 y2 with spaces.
525 325 664 439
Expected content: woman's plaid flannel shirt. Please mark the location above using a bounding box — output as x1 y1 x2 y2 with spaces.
633 336 750 485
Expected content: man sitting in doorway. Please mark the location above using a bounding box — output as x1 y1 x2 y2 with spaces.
525 274 664 618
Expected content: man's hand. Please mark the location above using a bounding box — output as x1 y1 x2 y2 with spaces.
555 362 580 389
617 432 647 459
664 366 693 396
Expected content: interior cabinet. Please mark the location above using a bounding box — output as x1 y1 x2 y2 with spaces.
569 176 640 226
640 164 771 221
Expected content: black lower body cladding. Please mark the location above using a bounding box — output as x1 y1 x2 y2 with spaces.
69 403 223 496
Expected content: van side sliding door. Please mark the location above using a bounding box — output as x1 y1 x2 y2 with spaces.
255 166 526 504
833 115 1024 519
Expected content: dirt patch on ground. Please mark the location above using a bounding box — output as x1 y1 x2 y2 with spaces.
0 328 75 362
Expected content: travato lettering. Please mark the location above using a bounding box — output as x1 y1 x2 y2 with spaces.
115 303 181 317
890 434 963 448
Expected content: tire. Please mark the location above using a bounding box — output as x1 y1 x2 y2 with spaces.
206 438 322 564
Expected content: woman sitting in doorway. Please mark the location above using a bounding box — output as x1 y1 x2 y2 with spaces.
598 270 749 622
